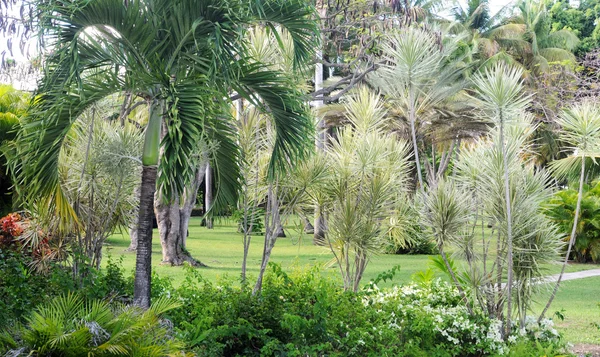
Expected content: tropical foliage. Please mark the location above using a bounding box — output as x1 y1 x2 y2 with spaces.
546 182 600 263
2 0 600 354
2 294 184 356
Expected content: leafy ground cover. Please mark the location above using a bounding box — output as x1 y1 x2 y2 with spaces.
105 217 600 345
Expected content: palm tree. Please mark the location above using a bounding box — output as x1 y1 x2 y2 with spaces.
371 26 468 191
492 0 579 74
16 0 317 308
470 63 531 334
296 87 412 292
540 101 600 320
451 0 515 65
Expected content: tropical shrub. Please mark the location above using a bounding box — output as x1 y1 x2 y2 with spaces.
296 88 413 291
1 294 185 356
153 264 566 357
545 181 600 263
0 245 131 330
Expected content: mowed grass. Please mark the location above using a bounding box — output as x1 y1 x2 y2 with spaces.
105 216 600 344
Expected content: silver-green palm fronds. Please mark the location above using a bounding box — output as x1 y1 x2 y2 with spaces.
371 25 469 190
60 109 143 269
540 101 600 320
419 178 474 312
312 87 412 292
450 121 563 329
470 63 531 333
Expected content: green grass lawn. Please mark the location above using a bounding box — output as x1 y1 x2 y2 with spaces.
105 216 600 345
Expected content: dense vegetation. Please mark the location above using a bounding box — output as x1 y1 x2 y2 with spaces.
2 0 600 355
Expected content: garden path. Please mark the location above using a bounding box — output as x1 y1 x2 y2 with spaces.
544 268 600 282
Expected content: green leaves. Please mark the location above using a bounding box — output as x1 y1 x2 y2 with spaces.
20 0 318 210
18 294 184 356
471 63 530 123
549 101 600 180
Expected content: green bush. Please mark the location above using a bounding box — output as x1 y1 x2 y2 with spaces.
0 248 132 329
545 181 600 263
156 263 566 357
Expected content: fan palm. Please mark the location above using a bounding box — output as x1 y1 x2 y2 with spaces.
4 293 185 356
16 0 317 308
540 101 600 320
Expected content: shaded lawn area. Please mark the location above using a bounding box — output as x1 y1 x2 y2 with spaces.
105 217 600 344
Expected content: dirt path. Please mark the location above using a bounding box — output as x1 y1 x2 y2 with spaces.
573 343 600 357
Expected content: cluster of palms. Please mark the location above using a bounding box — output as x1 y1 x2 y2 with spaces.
5 0 600 346
452 0 579 74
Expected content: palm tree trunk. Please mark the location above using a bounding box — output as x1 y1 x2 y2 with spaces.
313 3 328 245
205 164 213 229
133 100 161 309
409 94 424 194
500 118 515 336
126 185 140 251
133 165 157 308
154 162 208 266
539 155 586 321
254 183 280 294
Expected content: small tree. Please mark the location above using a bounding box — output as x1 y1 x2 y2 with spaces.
299 88 413 291
470 64 531 333
372 26 468 191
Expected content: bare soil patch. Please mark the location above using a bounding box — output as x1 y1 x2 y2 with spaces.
572 344 600 357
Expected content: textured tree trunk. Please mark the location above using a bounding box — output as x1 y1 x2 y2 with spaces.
133 99 161 309
313 208 327 245
500 116 515 335
303 216 314 234
133 165 157 309
313 3 328 245
154 160 208 266
272 197 286 238
205 164 214 229
254 184 280 294
409 96 424 194
126 186 140 251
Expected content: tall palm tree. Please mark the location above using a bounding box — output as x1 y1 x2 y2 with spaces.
372 26 468 191
470 63 531 334
16 0 317 308
540 101 600 320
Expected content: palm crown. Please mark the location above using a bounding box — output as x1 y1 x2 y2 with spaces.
17 0 317 223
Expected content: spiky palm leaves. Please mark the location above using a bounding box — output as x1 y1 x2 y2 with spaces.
372 26 469 190
422 64 563 333
4 294 184 356
470 63 531 332
62 113 143 269
299 88 412 292
424 120 563 331
19 0 317 307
